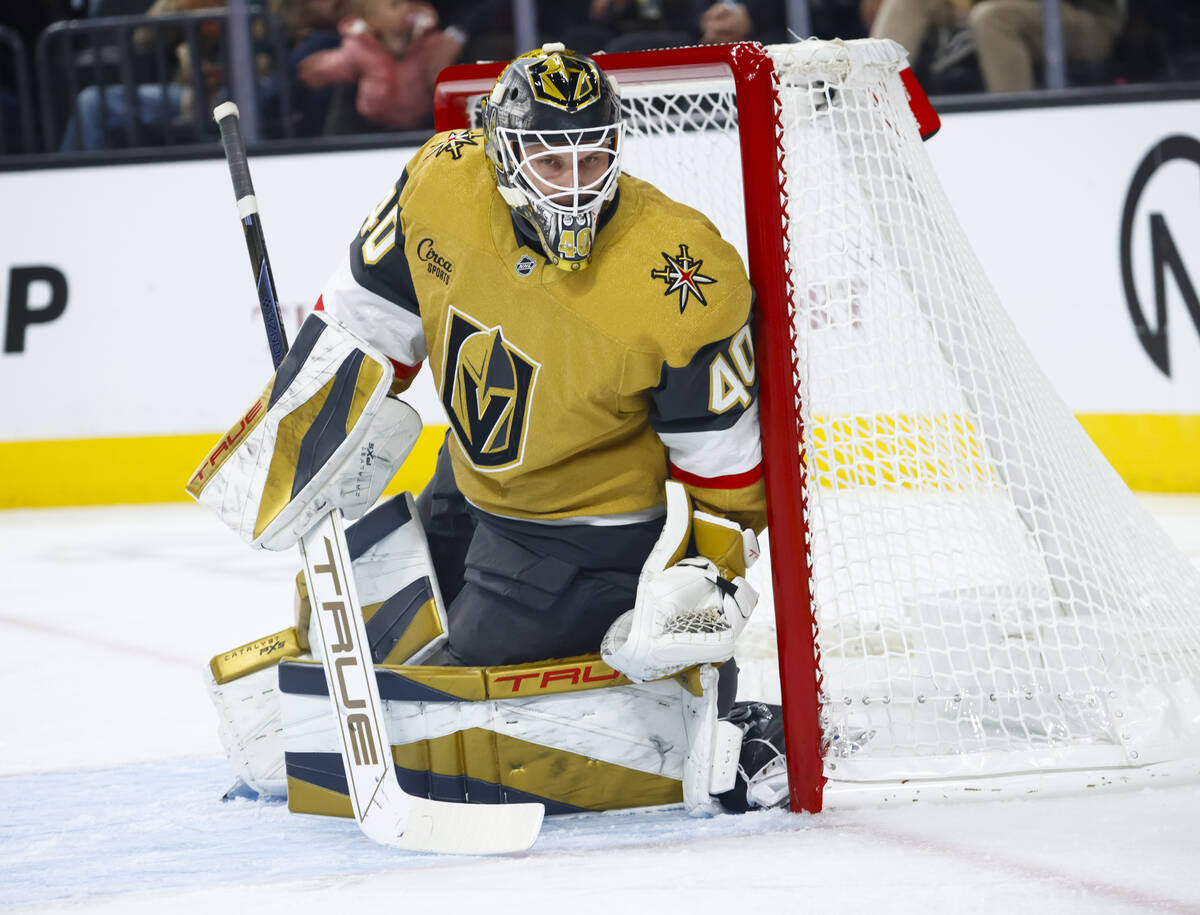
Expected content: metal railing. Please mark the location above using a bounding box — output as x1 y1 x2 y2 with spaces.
0 25 37 155
1040 0 1068 90
36 8 293 154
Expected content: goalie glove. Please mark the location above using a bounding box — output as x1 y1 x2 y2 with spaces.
186 311 421 550
601 481 759 683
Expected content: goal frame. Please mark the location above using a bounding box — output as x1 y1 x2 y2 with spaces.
432 42 941 814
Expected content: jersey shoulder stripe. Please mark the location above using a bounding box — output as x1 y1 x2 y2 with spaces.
349 170 421 318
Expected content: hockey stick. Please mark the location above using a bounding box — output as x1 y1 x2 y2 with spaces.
212 102 544 855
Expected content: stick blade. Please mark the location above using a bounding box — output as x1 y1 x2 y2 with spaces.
363 795 545 855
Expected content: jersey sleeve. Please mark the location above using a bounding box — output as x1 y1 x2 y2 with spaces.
649 306 767 533
316 160 426 387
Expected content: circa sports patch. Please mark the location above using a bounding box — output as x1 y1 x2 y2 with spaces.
651 244 717 314
416 237 453 285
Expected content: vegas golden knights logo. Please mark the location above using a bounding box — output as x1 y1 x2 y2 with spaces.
526 53 601 112
441 308 540 469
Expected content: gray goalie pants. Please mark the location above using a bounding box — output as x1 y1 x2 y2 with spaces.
414 439 738 710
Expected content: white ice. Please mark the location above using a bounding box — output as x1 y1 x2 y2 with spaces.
3 497 1200 914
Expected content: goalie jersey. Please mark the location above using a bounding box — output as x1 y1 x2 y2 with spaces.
318 130 766 532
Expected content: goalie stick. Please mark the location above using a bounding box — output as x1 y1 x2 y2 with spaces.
212 101 544 855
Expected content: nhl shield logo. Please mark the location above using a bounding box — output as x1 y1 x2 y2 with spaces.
441 307 540 469
526 53 602 112
515 254 538 276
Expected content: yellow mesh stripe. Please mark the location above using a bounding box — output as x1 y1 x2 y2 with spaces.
809 413 995 490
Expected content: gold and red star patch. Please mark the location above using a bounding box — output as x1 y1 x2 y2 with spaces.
651 244 717 313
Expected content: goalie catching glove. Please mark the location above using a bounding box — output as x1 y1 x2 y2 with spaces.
602 480 760 682
186 311 421 550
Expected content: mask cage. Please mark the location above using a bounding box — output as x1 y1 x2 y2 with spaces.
494 123 624 217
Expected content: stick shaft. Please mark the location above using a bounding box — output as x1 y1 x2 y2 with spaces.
212 101 388 826
214 102 289 368
210 104 543 852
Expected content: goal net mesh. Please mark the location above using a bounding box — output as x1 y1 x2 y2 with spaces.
619 39 1200 787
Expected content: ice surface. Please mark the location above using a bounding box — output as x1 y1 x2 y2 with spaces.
3 499 1200 913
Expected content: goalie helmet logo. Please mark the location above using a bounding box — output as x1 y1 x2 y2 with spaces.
441 308 540 469
526 52 602 112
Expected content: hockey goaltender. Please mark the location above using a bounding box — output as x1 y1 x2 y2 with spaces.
188 44 789 833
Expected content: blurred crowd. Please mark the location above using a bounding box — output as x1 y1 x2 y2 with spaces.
1 0 1197 156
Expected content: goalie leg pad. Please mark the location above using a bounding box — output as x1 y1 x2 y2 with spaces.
187 311 421 550
213 496 448 797
277 654 735 817
206 627 308 798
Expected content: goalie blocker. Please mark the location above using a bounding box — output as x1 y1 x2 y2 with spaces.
186 310 421 551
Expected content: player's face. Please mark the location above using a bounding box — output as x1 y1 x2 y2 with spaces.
520 141 617 207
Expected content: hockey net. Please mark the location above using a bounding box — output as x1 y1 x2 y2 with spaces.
433 40 1200 810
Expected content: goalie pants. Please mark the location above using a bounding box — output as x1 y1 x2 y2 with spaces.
415 438 738 711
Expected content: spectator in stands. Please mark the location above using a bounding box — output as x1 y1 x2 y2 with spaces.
865 0 976 75
277 0 349 135
296 0 443 133
560 0 791 54
967 0 1126 92
58 0 227 151
416 0 566 77
698 1 788 45
559 0 696 54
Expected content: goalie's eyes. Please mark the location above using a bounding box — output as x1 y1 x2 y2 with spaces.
528 150 612 186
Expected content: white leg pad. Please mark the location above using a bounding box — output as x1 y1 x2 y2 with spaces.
207 665 290 798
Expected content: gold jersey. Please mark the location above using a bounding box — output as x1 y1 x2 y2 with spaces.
319 130 766 531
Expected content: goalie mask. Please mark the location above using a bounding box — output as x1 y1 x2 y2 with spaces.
483 44 623 271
